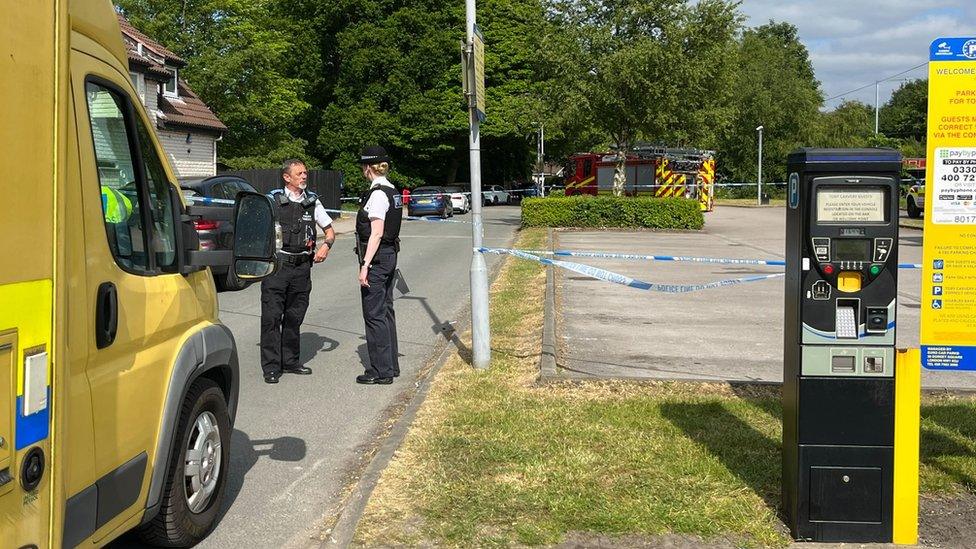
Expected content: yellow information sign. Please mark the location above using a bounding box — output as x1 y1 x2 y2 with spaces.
473 24 486 121
921 37 976 370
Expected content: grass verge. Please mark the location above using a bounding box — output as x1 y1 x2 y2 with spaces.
354 227 976 548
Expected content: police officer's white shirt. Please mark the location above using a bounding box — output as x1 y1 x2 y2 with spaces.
364 177 395 220
284 186 334 228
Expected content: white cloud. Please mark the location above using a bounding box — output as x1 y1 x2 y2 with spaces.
739 0 976 108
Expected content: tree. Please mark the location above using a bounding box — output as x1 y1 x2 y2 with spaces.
815 101 874 148
717 22 822 184
116 0 312 168
879 79 927 143
314 0 549 194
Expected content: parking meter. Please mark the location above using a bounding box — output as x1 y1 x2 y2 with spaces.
783 148 902 542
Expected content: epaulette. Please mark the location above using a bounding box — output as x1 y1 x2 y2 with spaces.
268 189 289 205
301 191 318 208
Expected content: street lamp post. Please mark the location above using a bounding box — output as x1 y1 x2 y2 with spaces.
466 0 491 369
875 78 910 134
756 125 764 206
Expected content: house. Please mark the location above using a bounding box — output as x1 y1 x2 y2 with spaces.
118 13 227 179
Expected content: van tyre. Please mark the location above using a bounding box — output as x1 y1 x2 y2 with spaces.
138 378 230 547
907 197 921 219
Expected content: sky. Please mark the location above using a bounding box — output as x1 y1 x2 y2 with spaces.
738 0 976 109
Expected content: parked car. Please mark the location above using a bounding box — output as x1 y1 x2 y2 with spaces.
408 186 454 218
180 175 260 291
482 184 510 205
510 183 540 204
444 185 470 213
906 184 925 219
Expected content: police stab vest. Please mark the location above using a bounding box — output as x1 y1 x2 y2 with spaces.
270 188 318 253
357 184 403 251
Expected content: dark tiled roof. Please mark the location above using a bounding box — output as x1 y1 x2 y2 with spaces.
117 13 225 134
158 82 227 133
117 13 185 66
125 47 171 80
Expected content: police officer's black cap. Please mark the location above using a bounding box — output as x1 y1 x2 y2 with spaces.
359 145 391 165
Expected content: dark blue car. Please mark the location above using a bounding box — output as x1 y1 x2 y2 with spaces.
408 186 453 218
180 175 259 291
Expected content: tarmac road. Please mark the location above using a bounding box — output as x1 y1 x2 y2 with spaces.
113 205 521 548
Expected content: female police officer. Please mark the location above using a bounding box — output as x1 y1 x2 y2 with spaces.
355 146 402 384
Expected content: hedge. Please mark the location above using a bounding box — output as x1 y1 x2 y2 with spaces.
520 195 704 229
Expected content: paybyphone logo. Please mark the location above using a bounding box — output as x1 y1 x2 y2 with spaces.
941 149 976 159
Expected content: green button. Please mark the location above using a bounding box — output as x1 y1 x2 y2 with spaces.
870 265 882 275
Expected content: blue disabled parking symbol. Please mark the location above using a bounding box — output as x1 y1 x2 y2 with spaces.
934 259 945 270
932 299 943 309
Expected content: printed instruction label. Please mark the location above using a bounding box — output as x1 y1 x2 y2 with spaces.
922 37 976 370
816 188 885 223
932 147 976 224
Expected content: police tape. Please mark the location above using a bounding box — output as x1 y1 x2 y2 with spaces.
518 249 786 266
320 208 473 224
515 249 922 270
340 188 538 201
477 247 786 293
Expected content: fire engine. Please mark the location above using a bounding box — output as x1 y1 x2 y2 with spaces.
564 146 717 211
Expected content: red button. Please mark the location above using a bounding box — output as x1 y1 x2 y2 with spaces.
823 264 835 275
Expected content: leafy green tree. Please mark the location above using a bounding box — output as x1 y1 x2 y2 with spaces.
815 100 875 148
315 0 549 194
717 22 822 183
879 79 927 142
116 0 311 168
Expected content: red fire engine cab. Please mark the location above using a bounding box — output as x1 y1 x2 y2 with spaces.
565 146 716 212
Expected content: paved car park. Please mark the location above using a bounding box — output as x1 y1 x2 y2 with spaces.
554 206 975 390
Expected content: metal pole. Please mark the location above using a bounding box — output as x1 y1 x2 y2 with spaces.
539 124 546 196
467 0 491 369
756 125 763 206
875 81 880 134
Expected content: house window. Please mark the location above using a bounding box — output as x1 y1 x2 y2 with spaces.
164 67 178 98
128 71 146 104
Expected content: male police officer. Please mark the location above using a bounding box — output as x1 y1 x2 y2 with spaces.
261 158 336 384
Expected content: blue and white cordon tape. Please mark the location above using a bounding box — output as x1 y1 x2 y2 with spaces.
514 249 921 270
477 247 786 293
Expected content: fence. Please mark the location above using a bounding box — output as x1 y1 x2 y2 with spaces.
219 169 344 211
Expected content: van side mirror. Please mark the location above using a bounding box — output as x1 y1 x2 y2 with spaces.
232 192 278 279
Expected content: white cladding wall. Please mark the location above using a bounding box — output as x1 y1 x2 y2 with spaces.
157 129 216 178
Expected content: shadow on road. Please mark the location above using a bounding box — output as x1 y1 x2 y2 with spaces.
399 294 471 365
110 430 307 547
300 330 340 365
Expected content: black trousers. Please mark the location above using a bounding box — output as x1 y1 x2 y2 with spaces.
361 247 400 378
260 257 312 375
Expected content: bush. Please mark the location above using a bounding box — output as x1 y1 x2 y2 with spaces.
521 195 704 229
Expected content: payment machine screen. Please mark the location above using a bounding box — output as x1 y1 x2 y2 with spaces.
833 239 872 261
816 187 886 223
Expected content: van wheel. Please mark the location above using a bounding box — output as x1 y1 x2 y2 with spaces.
907 197 921 219
138 378 230 547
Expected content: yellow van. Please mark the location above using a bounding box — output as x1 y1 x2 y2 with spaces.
1 1 277 546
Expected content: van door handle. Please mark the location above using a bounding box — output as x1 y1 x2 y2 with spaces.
95 282 118 349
